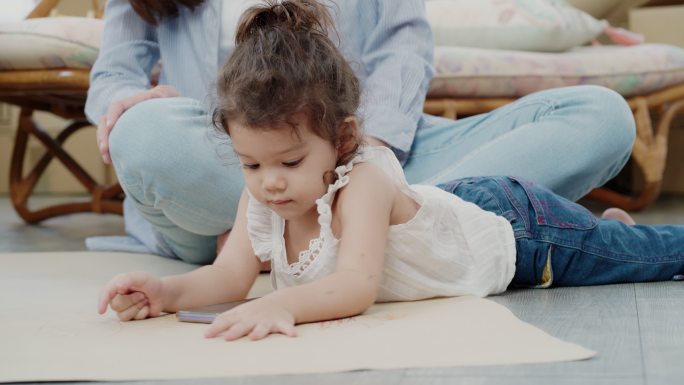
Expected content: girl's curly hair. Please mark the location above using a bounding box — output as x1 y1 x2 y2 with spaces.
213 0 362 166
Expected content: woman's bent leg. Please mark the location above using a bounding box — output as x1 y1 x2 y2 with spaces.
406 85 636 201
109 97 244 264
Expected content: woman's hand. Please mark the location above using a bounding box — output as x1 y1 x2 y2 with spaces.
97 85 180 164
98 271 166 321
204 298 297 341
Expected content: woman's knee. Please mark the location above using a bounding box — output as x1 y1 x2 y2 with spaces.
109 97 203 183
574 85 636 156
111 98 178 162
108 97 242 235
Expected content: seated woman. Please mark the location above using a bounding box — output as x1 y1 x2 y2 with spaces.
85 0 636 264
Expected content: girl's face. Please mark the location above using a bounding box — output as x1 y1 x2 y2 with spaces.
229 114 338 221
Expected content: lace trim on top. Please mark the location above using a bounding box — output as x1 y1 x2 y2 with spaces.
285 156 360 277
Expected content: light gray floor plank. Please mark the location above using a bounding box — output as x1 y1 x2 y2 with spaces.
0 196 124 252
635 282 684 385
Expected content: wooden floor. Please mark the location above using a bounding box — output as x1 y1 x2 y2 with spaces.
2 195 684 385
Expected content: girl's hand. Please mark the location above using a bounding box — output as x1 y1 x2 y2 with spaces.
204 298 297 341
98 272 165 321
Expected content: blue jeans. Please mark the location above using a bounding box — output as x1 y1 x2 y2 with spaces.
439 177 684 287
109 85 635 264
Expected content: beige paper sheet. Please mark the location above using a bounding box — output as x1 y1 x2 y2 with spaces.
0 252 595 382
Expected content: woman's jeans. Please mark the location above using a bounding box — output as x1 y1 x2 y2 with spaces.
440 177 684 287
108 85 635 264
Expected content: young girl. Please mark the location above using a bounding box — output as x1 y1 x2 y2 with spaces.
98 0 684 341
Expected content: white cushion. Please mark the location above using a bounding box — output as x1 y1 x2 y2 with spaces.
0 17 102 70
426 0 606 52
428 44 684 98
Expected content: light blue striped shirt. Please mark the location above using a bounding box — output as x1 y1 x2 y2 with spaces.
86 0 434 160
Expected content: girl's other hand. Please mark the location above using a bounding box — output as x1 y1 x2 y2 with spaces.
204 298 297 341
98 272 165 321
97 85 180 164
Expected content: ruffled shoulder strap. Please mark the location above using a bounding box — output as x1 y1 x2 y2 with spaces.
245 191 279 262
313 151 366 238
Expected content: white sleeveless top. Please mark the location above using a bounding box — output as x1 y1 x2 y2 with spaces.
246 146 516 300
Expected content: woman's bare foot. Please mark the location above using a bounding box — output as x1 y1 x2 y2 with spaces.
601 207 636 225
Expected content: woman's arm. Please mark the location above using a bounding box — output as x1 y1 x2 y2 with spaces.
86 0 174 163
85 0 161 124
355 0 434 162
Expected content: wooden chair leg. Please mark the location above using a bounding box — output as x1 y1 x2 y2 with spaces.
9 108 123 224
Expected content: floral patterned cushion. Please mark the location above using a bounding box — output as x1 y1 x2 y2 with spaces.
428 44 684 98
0 17 102 70
426 0 607 52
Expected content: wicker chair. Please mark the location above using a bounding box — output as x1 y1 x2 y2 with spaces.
0 0 122 224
